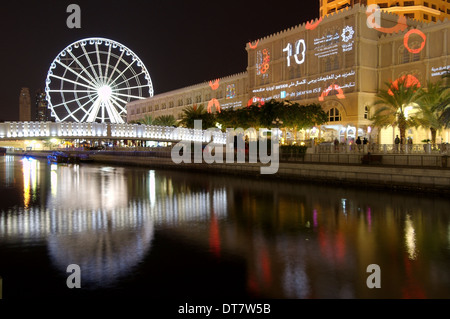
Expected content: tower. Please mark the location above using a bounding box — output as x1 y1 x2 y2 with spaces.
19 87 31 122
35 89 49 121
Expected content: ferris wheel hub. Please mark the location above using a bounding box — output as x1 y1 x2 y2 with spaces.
98 85 112 101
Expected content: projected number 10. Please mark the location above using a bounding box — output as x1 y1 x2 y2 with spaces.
283 40 306 67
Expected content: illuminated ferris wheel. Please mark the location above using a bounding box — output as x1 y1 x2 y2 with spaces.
45 37 153 123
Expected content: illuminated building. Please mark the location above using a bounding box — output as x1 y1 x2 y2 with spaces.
320 0 450 22
127 4 450 144
35 89 49 122
127 72 249 122
19 87 31 122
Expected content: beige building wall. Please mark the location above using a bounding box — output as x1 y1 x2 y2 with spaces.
127 4 450 144
127 72 248 123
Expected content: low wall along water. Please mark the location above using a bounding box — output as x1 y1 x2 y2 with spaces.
6 148 450 194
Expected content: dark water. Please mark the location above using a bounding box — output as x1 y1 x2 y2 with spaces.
0 155 449 300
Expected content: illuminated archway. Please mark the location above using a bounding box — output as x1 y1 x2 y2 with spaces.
207 98 221 113
319 84 345 101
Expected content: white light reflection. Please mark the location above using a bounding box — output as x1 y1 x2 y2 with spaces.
1 168 229 287
283 263 310 298
149 170 156 207
405 214 417 260
341 198 347 217
50 164 57 197
21 157 38 208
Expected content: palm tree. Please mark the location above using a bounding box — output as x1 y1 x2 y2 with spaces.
370 76 422 143
436 71 450 128
153 115 177 127
410 81 447 144
179 104 216 129
138 115 154 125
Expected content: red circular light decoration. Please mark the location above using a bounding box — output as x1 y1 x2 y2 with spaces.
404 29 426 54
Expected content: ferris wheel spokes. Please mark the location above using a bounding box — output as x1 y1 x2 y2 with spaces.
55 58 99 89
46 37 153 123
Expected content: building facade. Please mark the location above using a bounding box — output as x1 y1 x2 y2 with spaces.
19 87 31 122
320 0 450 22
127 4 450 144
35 89 49 122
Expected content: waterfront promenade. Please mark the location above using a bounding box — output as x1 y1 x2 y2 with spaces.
7 144 450 194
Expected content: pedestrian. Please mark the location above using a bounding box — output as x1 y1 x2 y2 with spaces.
334 138 339 151
394 135 400 152
356 136 362 152
363 137 368 153
407 137 413 152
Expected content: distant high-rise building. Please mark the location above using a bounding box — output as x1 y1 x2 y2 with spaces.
19 87 31 122
319 0 450 22
35 89 49 121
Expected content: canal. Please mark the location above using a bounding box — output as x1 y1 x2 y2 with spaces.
0 155 449 300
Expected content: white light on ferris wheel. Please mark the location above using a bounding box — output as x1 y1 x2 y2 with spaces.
45 37 154 124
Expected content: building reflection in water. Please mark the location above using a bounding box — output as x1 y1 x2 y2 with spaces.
1 157 450 298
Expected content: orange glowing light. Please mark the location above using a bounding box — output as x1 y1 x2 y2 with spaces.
388 75 421 96
247 97 265 107
305 17 322 30
366 6 408 34
207 98 221 113
209 79 220 90
209 213 221 258
319 84 345 101
259 49 270 74
403 29 426 54
248 40 259 50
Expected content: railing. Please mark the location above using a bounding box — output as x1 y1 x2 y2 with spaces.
0 121 227 144
314 143 449 155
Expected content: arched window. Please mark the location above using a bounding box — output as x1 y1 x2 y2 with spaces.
327 108 341 122
398 43 422 64
364 106 369 119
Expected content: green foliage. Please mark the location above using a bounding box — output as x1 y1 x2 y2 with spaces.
410 81 448 144
215 99 328 131
436 70 450 128
138 115 154 125
153 115 177 127
370 76 422 141
179 104 216 129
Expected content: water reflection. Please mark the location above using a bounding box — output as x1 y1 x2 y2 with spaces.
0 158 229 288
0 156 450 298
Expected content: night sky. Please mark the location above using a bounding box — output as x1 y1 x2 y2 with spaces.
0 0 319 121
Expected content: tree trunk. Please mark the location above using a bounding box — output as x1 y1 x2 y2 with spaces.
398 114 407 144
430 128 437 145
